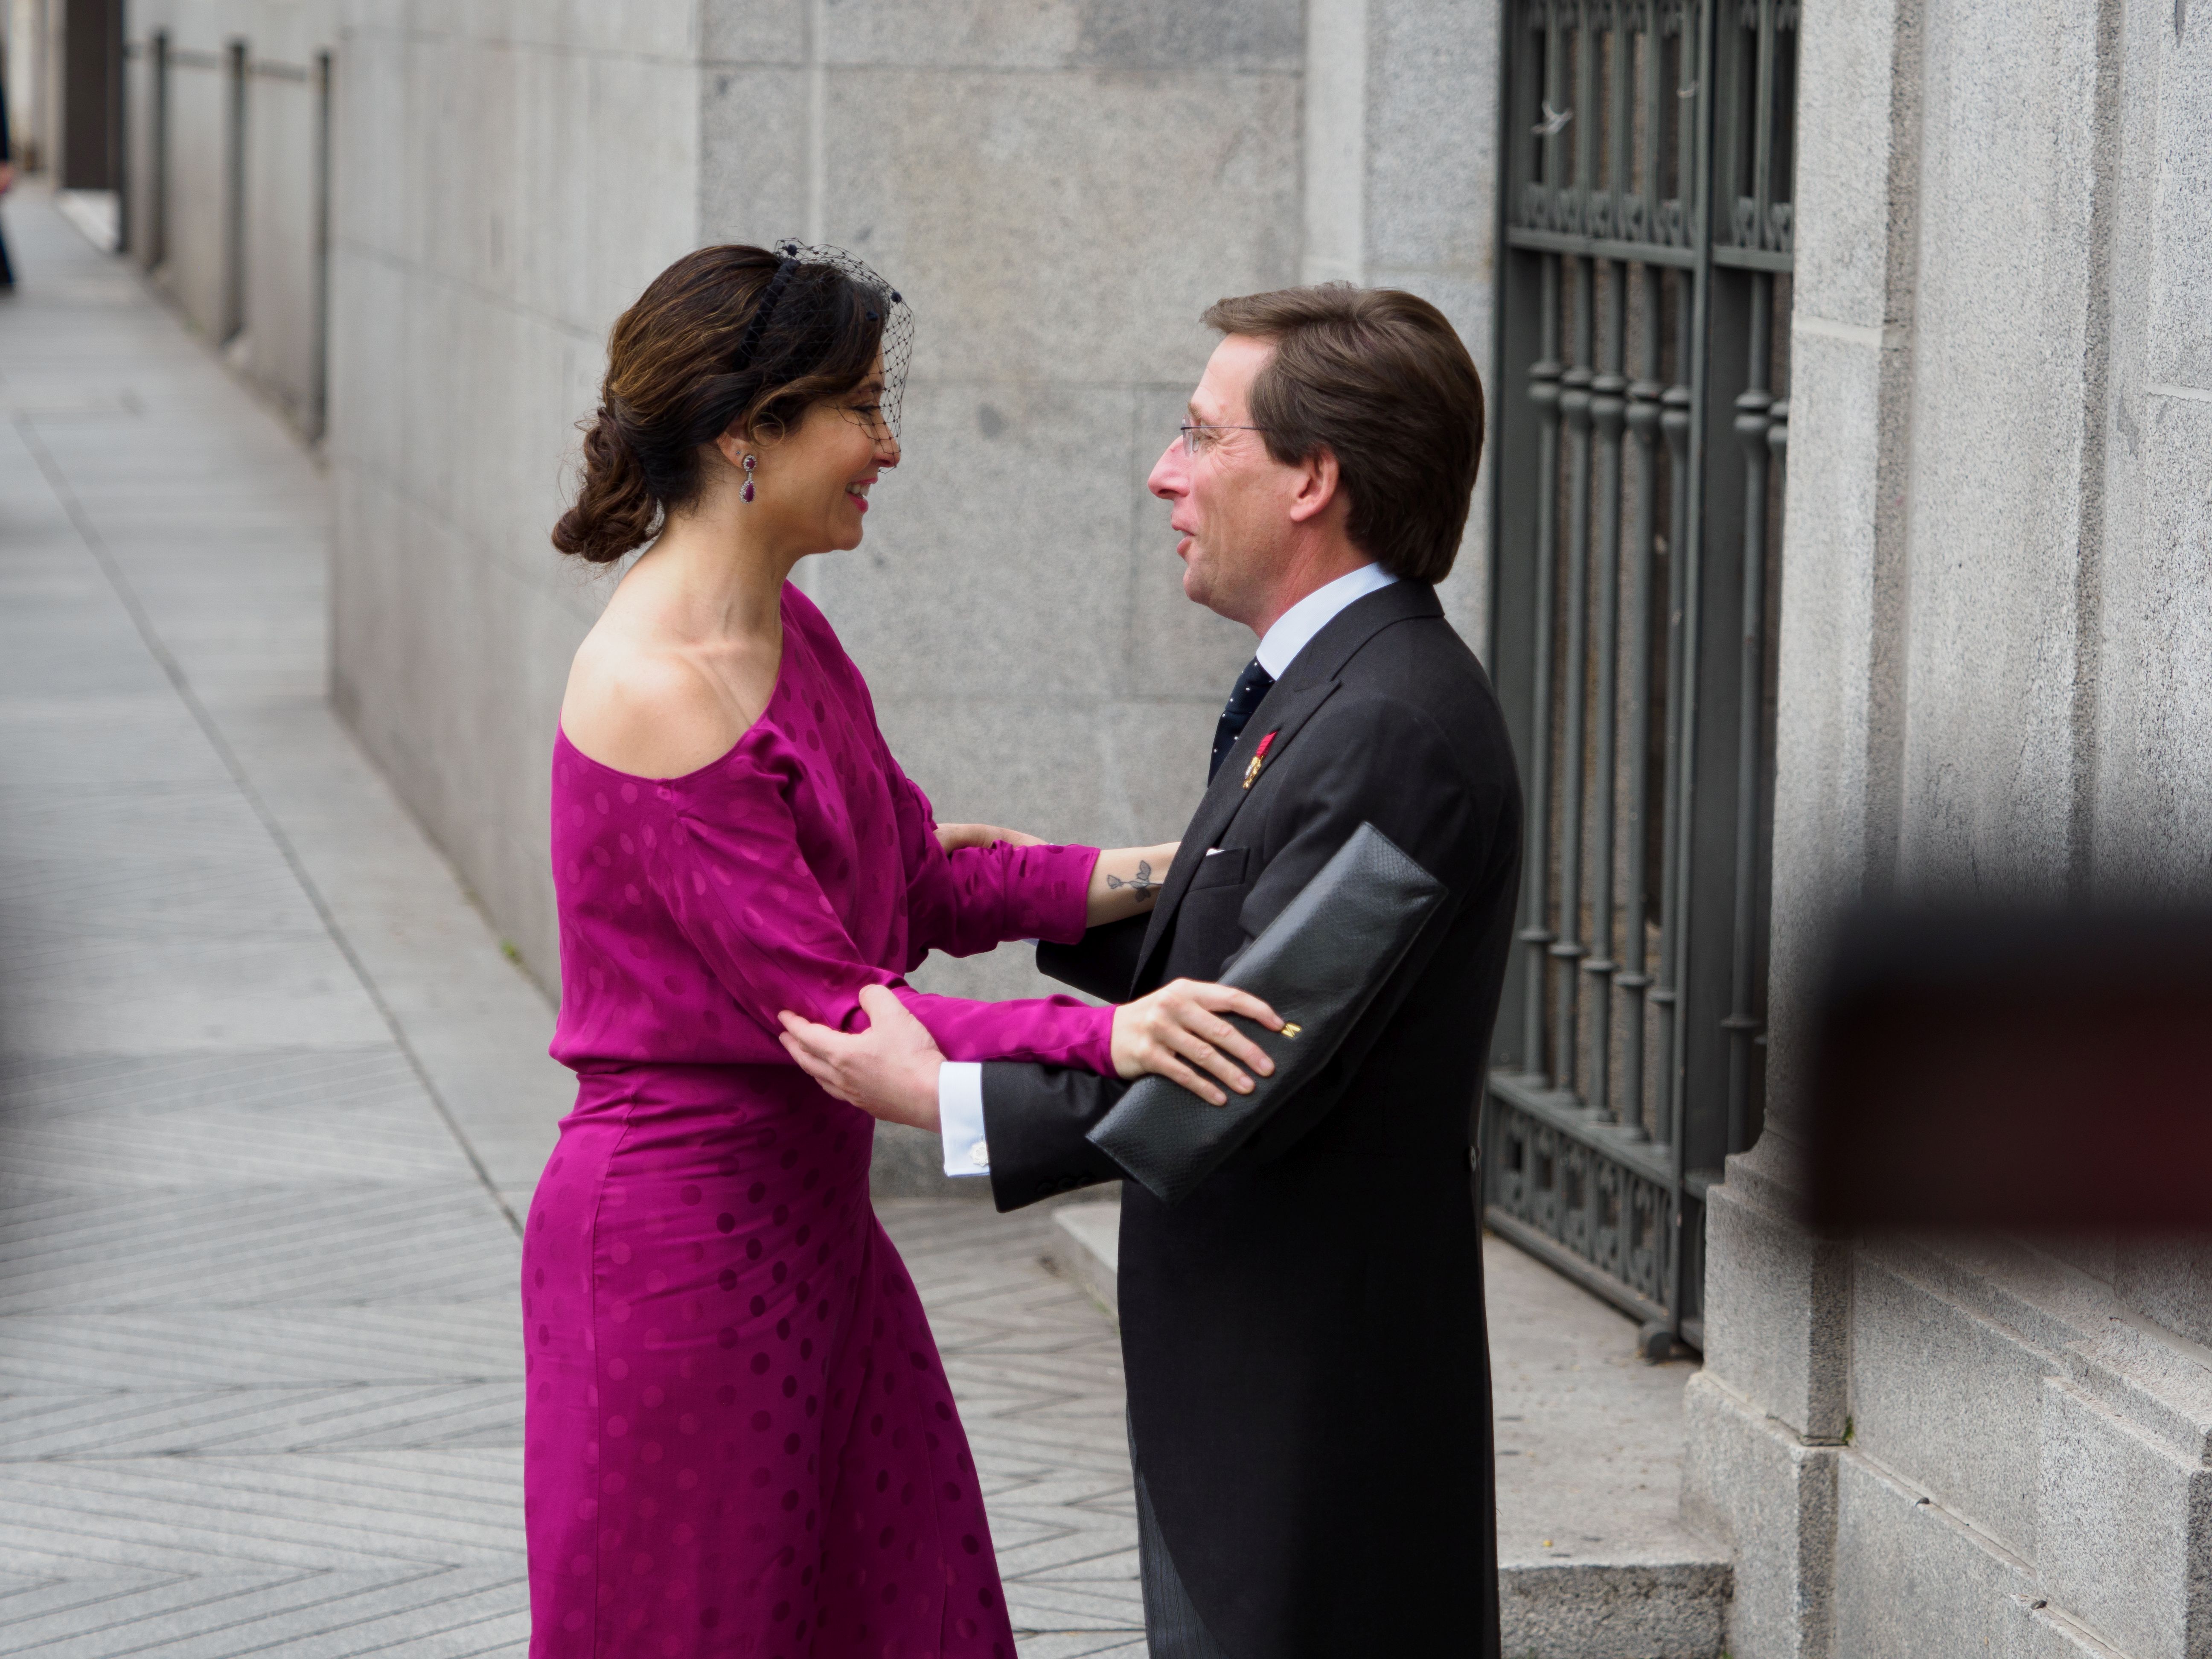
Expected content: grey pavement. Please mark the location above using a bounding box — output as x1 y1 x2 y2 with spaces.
0 184 1140 1658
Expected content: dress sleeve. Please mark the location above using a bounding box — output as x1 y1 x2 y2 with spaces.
655 778 1115 1074
888 764 1099 965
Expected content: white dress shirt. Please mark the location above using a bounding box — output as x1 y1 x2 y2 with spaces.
937 562 1400 1176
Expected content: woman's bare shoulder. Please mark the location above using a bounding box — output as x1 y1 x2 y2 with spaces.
560 626 749 781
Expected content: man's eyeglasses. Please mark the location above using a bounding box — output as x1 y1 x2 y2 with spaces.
1178 422 1271 457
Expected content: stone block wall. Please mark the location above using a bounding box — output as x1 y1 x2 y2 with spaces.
324 3 707 997
710 0 1310 1020
109 0 1499 1190
1698 0 2212 1652
123 1 337 428
237 2 332 434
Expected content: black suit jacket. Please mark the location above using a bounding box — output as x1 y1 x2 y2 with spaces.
982 581 1520 1659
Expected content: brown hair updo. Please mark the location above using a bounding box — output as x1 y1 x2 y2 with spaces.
553 245 891 564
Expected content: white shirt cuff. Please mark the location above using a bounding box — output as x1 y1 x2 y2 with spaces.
938 1062 990 1176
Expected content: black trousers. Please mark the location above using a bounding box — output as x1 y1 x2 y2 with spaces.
1130 1415 1233 1659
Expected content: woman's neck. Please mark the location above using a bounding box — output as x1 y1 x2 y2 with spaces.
633 501 802 644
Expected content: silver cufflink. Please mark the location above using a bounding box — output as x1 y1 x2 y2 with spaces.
968 1140 990 1170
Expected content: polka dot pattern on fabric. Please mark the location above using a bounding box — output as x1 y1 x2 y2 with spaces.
524 586 1107 1658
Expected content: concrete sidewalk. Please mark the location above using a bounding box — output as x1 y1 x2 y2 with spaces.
0 183 1142 1658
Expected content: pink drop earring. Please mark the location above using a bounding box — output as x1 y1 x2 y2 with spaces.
740 454 757 503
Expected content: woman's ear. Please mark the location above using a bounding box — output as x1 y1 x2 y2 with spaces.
712 428 752 470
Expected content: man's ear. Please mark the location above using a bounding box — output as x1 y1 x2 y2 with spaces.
1286 446 1342 526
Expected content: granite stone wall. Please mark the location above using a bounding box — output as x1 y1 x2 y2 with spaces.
122 1 338 427
324 3 707 997
1695 1 2212 1653
90 5 2212 1640
112 0 1501 1192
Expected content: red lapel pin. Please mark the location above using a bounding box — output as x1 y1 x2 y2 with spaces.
1241 730 1278 789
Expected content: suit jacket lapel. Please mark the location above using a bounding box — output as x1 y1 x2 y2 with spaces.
1130 581 1445 990
1130 680 1333 988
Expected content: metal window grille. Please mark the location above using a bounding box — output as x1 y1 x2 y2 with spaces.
1483 0 1796 1347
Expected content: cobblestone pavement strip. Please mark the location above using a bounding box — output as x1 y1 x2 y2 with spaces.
0 188 1143 1657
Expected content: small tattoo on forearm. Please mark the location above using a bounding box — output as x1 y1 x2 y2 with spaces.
1107 859 1159 905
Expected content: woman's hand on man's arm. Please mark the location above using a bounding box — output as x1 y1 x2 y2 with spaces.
933 821 1045 855
776 978 1281 1122
1110 978 1281 1106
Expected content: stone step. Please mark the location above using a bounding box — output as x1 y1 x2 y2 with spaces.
1045 1199 1733 1659
1046 1199 1123 1313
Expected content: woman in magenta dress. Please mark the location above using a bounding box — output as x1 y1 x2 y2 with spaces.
526 244 1276 1658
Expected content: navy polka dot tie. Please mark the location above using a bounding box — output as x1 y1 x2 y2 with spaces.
1209 658 1276 783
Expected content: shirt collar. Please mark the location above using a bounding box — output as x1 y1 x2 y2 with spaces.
1254 562 1400 680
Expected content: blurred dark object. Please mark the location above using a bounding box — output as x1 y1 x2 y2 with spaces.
1808 906 2212 1232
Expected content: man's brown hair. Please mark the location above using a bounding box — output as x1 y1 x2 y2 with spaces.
1202 284 1485 584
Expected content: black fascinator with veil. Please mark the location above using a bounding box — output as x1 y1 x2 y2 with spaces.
558 239 917 560
737 242 914 438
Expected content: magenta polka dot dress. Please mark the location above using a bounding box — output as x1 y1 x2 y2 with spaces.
525 584 1112 1658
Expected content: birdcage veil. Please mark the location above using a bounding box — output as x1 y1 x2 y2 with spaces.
736 241 914 439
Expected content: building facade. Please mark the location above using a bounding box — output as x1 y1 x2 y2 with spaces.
1691 2 2212 1654
43 0 2212 1653
108 0 1495 1187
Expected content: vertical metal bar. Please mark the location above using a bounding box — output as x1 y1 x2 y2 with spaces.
1615 0 1666 1144
1517 3 1569 1085
1618 6 1666 1137
1551 6 1600 1096
1619 320 1661 1143
310 51 333 444
1650 0 1700 1150
1585 9 1633 1123
1653 365 1691 1129
1751 0 1777 234
1665 0 1718 1334
1724 271 1774 1156
1586 346 1622 1121
1523 256 1563 1080
110 0 128 253
1554 294 1594 1094
149 31 169 271
223 39 247 343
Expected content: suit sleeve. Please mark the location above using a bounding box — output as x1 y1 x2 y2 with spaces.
1034 914 1150 1002
981 1064 1132 1210
982 692 1496 1205
982 923 1150 1209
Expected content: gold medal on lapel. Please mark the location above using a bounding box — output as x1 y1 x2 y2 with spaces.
1242 730 1278 789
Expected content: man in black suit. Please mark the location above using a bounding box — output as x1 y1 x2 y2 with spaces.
782 284 1520 1658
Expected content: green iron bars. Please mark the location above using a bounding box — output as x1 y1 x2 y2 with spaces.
1484 0 1796 1347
